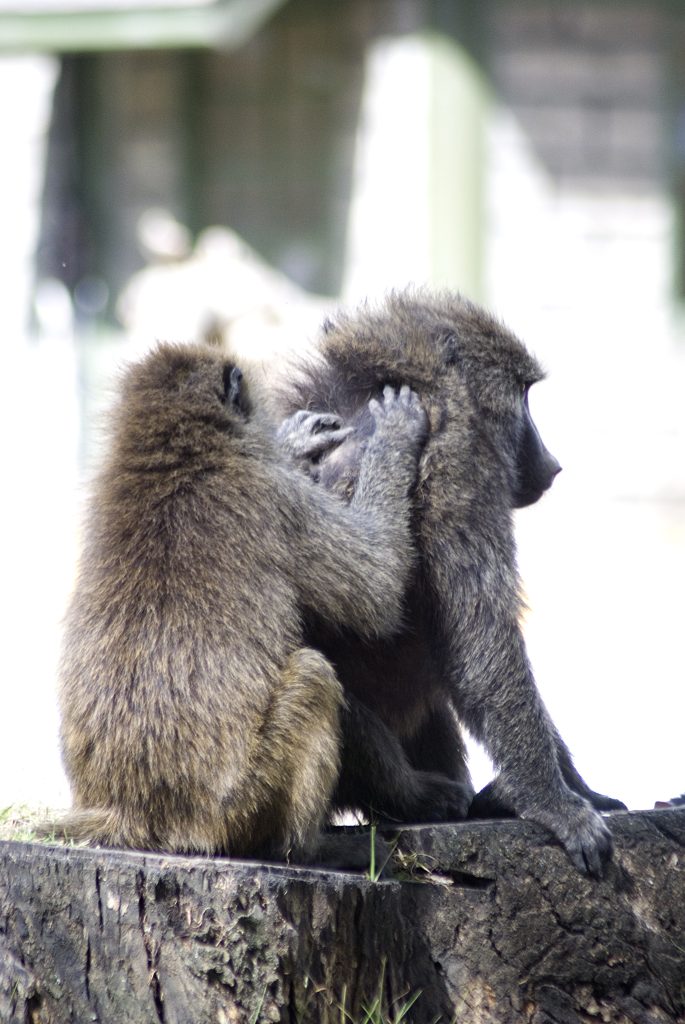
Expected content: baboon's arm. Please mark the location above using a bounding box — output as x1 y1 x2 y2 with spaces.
444 588 613 877
288 385 426 639
290 480 413 640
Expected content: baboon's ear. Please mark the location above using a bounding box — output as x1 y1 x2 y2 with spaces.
440 331 461 367
222 364 243 408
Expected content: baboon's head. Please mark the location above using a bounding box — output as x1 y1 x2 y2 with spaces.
114 343 252 456
433 300 561 508
318 289 561 509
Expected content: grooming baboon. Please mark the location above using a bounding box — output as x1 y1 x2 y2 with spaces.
279 289 626 876
55 341 432 861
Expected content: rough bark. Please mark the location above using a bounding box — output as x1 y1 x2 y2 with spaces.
0 809 683 1024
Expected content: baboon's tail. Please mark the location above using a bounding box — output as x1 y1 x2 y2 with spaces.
37 807 130 847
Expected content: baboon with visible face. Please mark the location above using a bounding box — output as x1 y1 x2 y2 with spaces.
55 341 432 861
279 290 626 876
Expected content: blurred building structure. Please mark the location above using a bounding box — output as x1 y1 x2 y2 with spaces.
1 2 682 314
0 0 684 807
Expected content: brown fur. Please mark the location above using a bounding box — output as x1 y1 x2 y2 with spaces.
55 341 426 859
278 289 626 876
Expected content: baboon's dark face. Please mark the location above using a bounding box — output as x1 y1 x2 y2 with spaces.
451 348 560 509
512 387 561 508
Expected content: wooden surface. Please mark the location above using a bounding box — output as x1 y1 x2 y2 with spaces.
1 809 683 1023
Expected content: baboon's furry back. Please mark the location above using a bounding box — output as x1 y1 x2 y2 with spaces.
59 343 305 852
57 339 427 859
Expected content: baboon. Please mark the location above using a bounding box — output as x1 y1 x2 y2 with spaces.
55 341 433 861
278 289 626 876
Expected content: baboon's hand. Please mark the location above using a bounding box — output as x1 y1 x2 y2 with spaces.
277 410 353 461
529 797 614 879
410 772 472 823
561 804 613 879
368 385 428 449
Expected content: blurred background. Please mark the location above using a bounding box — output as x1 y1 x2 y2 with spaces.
1 0 683 812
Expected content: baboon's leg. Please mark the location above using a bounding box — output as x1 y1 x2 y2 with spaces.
402 704 473 797
334 696 472 824
247 647 343 860
467 778 517 819
158 649 341 860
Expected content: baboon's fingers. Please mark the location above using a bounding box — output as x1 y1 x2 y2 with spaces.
366 387 392 420
288 409 312 426
277 410 352 459
557 806 613 879
568 826 612 879
371 385 425 420
307 412 344 432
303 425 354 457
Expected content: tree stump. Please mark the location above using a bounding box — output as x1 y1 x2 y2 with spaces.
0 809 683 1023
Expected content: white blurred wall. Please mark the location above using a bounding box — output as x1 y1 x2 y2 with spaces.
481 104 685 808
0 55 75 807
